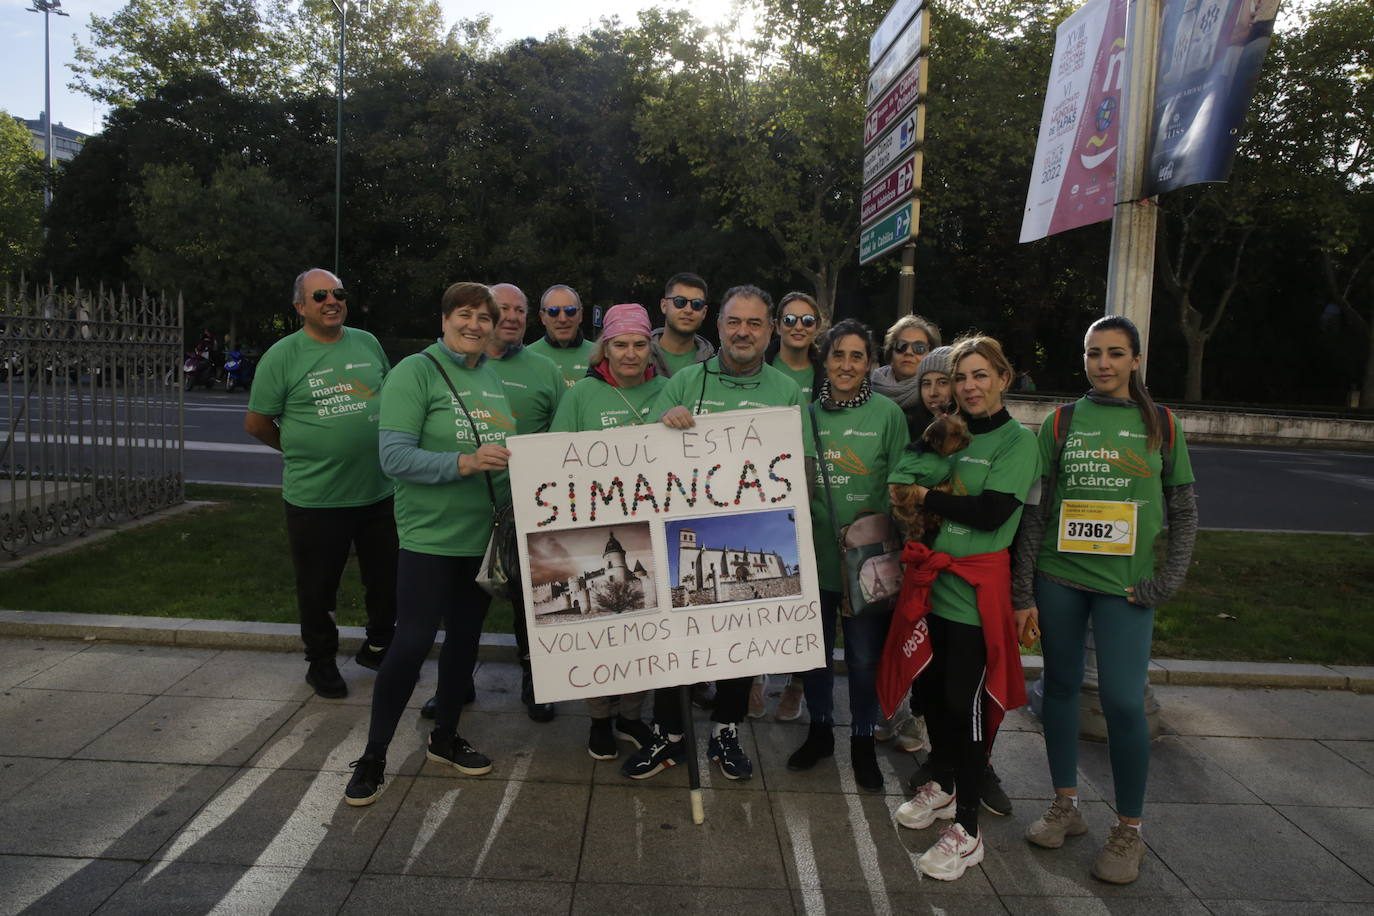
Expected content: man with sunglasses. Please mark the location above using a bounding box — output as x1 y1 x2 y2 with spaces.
245 268 398 699
528 284 595 389
621 284 815 783
650 272 715 378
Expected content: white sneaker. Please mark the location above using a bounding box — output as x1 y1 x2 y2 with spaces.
896 780 955 829
892 714 929 753
918 823 984 880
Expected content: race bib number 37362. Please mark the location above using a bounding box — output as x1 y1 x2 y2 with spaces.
1056 499 1137 556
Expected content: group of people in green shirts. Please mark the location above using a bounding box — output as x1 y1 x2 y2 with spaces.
247 267 1196 888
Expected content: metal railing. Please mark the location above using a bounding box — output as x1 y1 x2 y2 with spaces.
1 280 184 557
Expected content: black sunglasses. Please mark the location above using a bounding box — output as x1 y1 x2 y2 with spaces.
310 288 348 303
544 305 580 317
781 313 818 328
893 339 928 355
666 295 707 312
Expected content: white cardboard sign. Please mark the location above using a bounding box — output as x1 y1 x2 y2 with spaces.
508 407 823 704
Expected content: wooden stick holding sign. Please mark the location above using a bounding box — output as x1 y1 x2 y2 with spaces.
506 408 823 824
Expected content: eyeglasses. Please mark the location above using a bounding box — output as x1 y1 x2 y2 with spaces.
893 339 928 355
544 306 580 317
781 313 818 329
666 295 707 312
310 288 348 303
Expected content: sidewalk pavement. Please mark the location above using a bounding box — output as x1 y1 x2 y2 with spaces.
2 627 1373 915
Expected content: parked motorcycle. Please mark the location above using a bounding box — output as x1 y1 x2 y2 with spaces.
182 349 216 391
223 346 257 392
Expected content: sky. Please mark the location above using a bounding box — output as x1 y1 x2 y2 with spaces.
0 0 741 137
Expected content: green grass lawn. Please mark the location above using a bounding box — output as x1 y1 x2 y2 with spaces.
1 485 1369 665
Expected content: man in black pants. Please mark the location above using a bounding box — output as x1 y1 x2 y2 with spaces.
245 268 398 698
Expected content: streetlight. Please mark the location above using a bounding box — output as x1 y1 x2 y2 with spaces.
330 0 368 276
26 0 69 209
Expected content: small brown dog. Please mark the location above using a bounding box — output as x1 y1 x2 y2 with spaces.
890 413 971 544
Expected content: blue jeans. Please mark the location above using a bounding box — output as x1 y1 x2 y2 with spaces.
801 590 894 736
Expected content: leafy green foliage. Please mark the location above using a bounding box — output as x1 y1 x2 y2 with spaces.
0 112 44 282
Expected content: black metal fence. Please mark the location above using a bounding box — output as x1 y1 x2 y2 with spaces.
1 280 184 557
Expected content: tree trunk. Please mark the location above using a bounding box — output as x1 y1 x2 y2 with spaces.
1184 329 1205 402
1363 311 1374 408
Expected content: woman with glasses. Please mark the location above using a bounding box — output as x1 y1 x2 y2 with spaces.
754 291 826 721
548 303 666 760
344 282 513 807
888 335 1039 881
871 315 943 442
786 319 908 791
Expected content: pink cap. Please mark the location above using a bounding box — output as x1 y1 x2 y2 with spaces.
601 303 652 341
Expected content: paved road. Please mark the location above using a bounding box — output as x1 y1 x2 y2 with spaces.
5 390 1373 532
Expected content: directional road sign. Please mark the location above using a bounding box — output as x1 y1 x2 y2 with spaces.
859 199 918 265
861 153 920 225
866 8 927 106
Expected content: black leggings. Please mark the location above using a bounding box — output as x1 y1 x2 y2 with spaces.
365 550 489 756
920 614 988 833
651 675 751 733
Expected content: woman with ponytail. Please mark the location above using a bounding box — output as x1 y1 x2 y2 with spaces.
1013 315 1198 885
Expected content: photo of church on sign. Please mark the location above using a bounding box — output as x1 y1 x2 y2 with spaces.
666 509 804 608
527 523 658 625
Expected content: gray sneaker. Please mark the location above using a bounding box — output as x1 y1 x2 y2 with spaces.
1025 795 1088 849
1092 823 1145 884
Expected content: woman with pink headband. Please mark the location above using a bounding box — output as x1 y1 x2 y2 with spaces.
549 303 666 759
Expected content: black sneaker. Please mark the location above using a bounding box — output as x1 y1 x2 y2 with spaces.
354 643 388 671
787 722 834 771
306 659 347 699
980 764 1012 816
614 716 655 750
850 735 883 792
426 730 492 775
522 668 556 723
708 724 753 781
588 717 618 760
345 754 385 806
908 756 935 793
621 724 684 780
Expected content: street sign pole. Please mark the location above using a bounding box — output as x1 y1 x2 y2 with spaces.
1104 0 1163 379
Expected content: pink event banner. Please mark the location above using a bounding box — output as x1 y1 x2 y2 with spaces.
864 58 924 147
1020 0 1127 243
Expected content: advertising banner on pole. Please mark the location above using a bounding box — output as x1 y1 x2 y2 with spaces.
1143 0 1280 195
1019 0 1128 243
509 408 823 704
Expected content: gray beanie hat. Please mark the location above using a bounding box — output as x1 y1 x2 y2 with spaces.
915 346 954 384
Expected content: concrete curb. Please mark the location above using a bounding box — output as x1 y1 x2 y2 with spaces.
1 609 1370 692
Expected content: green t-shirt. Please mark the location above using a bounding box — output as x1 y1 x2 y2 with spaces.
550 375 668 432
491 347 565 435
929 416 1040 626
379 345 514 556
527 337 595 389
809 394 910 591
1034 398 1196 597
649 357 816 457
770 356 816 402
658 344 704 378
247 327 392 508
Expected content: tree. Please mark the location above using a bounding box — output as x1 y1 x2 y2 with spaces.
596 578 644 614
71 0 302 107
0 112 44 281
130 155 317 341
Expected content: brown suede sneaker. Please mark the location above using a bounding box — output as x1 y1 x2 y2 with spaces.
1092 822 1146 884
1025 794 1089 849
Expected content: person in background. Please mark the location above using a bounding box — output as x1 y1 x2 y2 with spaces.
528 284 595 389
650 272 715 377
344 282 513 807
888 335 1039 881
870 314 943 442
785 319 907 792
549 303 666 759
1016 315 1197 885
753 290 827 720
244 268 396 699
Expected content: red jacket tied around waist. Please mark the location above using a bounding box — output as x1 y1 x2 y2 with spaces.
877 542 1027 741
